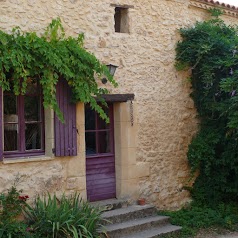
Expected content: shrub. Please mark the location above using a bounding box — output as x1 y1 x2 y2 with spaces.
0 186 32 238
24 193 104 238
176 11 238 204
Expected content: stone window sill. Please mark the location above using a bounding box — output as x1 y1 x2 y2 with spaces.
2 155 55 164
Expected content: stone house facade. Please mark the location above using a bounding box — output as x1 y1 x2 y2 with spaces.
0 0 237 210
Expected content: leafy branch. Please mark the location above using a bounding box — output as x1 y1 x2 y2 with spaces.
0 18 117 122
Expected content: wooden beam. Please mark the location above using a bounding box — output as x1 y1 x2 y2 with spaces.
110 4 134 9
96 94 135 102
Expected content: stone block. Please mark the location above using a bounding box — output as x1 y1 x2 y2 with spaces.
66 176 86 191
78 133 86 153
76 103 85 124
67 154 86 177
115 147 136 166
115 161 150 199
136 162 150 178
116 179 139 199
116 164 137 180
113 103 121 123
114 122 138 149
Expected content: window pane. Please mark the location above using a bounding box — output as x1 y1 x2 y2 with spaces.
98 131 111 153
85 107 96 130
25 96 41 121
4 94 17 116
4 93 18 152
25 123 42 150
85 132 96 155
4 128 18 151
26 80 38 95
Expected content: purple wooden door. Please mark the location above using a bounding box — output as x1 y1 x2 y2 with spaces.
85 104 116 202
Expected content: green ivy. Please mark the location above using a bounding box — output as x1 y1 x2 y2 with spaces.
0 18 117 122
176 11 238 204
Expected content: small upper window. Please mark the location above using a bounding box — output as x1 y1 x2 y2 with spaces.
114 7 129 33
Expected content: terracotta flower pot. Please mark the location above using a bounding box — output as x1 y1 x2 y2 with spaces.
138 198 146 206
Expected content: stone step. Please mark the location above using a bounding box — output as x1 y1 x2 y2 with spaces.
91 198 129 211
119 224 182 238
102 216 170 238
102 204 157 225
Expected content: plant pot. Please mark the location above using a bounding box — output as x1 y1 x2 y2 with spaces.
138 198 146 206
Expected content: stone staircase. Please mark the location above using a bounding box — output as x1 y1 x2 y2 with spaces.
94 199 181 238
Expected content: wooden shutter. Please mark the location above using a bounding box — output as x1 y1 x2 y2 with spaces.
0 88 3 161
54 79 77 156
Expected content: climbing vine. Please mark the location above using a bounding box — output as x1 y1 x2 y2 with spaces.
176 10 238 204
0 18 117 122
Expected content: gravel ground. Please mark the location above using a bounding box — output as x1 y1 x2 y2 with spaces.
216 232 238 238
195 229 238 238
161 229 238 238
219 234 238 238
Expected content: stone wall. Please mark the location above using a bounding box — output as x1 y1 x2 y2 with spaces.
0 0 237 209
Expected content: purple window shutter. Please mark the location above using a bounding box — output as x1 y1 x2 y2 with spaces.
0 88 3 161
54 79 77 156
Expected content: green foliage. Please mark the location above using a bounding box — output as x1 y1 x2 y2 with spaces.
24 193 104 238
0 185 31 238
176 13 238 203
208 8 223 17
0 18 117 122
161 202 238 238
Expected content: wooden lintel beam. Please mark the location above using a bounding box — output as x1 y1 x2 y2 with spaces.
96 94 135 102
110 4 134 9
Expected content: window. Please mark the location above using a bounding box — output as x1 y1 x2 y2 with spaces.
0 78 77 161
3 80 44 157
114 7 129 33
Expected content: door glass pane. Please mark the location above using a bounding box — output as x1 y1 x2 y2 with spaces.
4 127 18 151
85 132 96 155
98 131 111 153
25 123 42 150
25 96 41 121
85 107 96 130
97 107 110 130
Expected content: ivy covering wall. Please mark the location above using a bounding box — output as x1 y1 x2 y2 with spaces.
176 11 238 204
0 19 117 122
